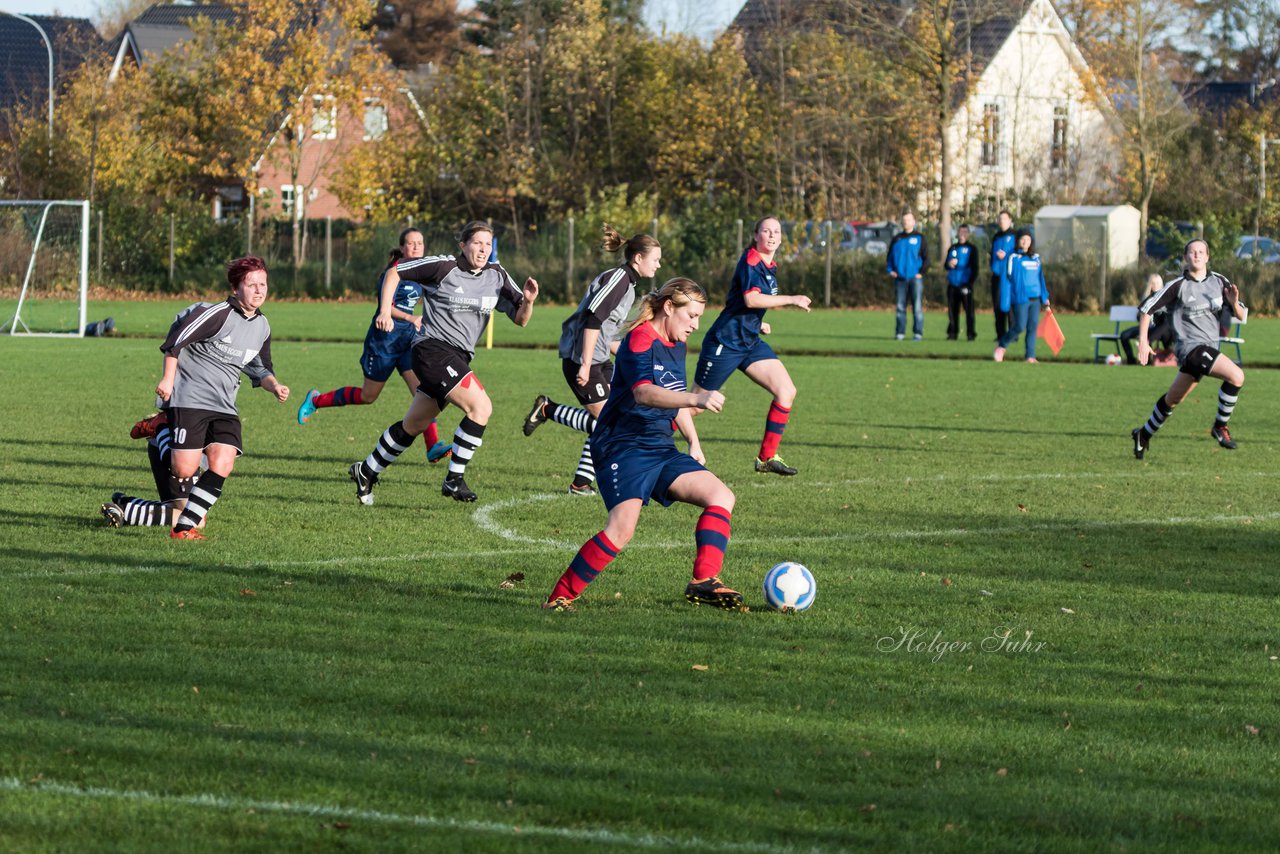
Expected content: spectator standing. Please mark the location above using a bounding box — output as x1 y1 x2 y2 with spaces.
887 212 928 341
990 210 1016 341
945 224 979 341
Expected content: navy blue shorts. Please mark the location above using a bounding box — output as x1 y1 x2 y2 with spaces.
361 323 417 383
694 337 777 391
591 440 706 510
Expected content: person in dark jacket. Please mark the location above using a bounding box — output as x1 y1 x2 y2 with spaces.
1120 274 1175 364
945 224 980 341
887 212 928 340
989 210 1016 340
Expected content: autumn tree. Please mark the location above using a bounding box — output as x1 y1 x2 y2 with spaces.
1063 0 1199 248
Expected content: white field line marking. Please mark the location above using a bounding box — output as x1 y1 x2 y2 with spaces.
0 777 795 853
22 501 1280 580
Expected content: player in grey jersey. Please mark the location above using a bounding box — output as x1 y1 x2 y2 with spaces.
522 225 661 496
1130 239 1247 459
157 256 291 539
349 221 539 504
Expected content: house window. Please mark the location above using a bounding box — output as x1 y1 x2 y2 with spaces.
280 184 304 220
981 104 1000 168
311 95 337 140
363 101 388 141
1051 105 1069 170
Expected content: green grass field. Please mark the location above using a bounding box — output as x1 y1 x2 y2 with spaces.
1 301 1278 851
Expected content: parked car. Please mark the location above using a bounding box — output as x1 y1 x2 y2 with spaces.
1235 235 1280 263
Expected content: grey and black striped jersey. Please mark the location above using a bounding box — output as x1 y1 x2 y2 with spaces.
395 255 525 358
558 264 639 365
159 298 274 415
1139 271 1239 361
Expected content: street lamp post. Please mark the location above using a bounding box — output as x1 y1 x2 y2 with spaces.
1256 136 1280 256
5 12 54 163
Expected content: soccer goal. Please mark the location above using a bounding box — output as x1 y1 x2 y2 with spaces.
0 200 90 337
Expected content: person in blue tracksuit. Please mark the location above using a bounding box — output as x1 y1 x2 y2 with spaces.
886 212 928 340
989 210 1017 341
993 232 1050 363
945 224 980 341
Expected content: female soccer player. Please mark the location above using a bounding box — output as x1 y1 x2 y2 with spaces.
296 228 450 463
348 221 538 504
993 231 1050 363
691 216 811 476
543 278 742 612
157 256 290 540
1130 238 1246 459
522 225 661 495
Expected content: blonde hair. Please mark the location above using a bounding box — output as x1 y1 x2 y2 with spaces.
601 224 660 265
624 277 707 334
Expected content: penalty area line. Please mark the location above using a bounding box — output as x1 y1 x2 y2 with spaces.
0 777 792 853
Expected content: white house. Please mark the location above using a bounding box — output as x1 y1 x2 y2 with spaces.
947 0 1121 213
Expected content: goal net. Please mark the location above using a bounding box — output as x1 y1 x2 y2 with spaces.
0 200 90 337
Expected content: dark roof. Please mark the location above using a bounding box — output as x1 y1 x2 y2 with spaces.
1183 80 1280 119
0 15 103 116
731 0 1024 71
117 3 238 67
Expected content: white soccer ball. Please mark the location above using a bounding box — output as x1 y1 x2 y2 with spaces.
763 562 816 612
1105 353 1122 365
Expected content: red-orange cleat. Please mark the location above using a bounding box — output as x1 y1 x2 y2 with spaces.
131 412 168 440
170 528 206 541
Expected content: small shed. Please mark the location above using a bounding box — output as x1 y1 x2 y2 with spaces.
1033 205 1141 270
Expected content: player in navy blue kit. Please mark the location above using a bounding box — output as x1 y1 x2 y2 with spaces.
522 225 662 495
692 216 811 477
348 221 539 504
544 278 742 612
296 228 450 463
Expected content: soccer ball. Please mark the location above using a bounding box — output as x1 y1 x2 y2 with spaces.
763 562 816 612
1105 353 1122 365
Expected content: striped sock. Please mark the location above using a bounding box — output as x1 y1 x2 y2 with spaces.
364 420 415 475
172 471 225 532
1143 395 1173 438
550 403 596 434
693 505 733 581
448 417 485 478
120 497 176 527
154 426 174 466
758 402 791 461
1215 382 1241 427
315 386 364 408
549 531 620 601
572 439 595 486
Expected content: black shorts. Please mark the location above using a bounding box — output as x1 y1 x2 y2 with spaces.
412 338 474 408
561 358 613 405
169 407 243 455
1179 344 1221 380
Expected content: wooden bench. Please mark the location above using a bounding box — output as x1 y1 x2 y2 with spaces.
1092 305 1138 363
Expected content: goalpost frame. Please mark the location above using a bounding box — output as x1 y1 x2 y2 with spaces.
1 199 90 337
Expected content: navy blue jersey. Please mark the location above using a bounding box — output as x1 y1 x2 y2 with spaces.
376 265 423 321
593 322 688 452
704 247 777 349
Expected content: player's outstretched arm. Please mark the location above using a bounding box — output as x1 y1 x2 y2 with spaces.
743 291 811 311
375 269 401 332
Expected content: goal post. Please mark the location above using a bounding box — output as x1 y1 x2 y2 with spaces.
0 200 90 337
